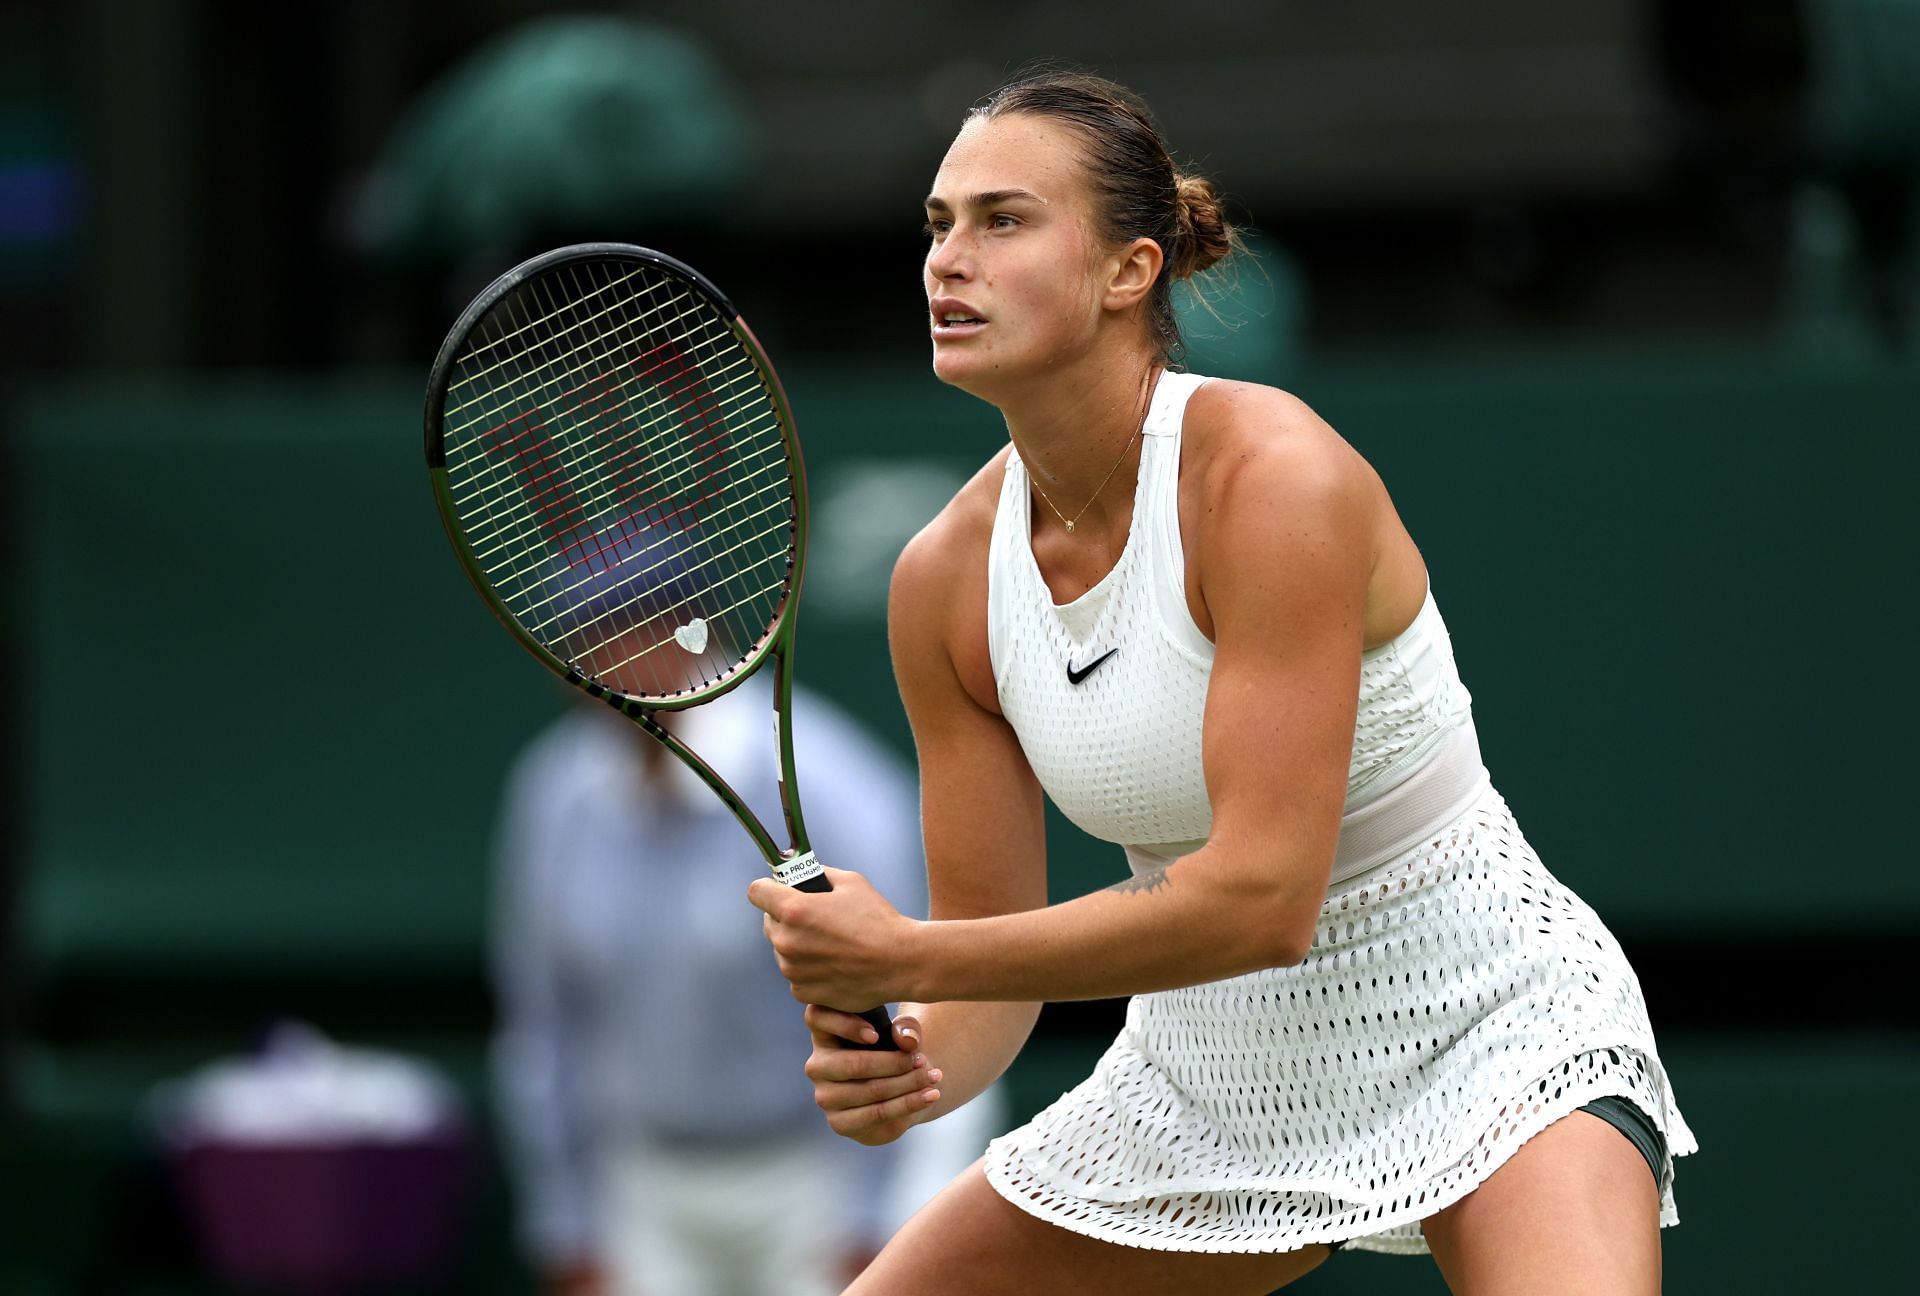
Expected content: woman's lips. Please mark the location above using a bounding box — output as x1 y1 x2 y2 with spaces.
930 298 987 338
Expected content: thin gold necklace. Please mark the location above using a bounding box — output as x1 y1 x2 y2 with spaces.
1031 369 1155 535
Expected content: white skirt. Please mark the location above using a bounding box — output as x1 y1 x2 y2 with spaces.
985 784 1697 1255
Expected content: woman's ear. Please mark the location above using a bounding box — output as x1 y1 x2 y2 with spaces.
1102 237 1164 312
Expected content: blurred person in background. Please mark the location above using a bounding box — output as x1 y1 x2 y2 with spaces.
490 676 993 1296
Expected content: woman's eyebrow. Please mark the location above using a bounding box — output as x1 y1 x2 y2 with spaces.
924 188 1049 212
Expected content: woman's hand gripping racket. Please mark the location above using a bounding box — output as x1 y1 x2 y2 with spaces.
424 242 894 1049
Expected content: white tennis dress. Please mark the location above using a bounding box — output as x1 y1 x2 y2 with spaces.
981 369 1695 1254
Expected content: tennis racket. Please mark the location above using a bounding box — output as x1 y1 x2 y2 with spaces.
424 242 894 1049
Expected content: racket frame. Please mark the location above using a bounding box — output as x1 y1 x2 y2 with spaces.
423 243 819 883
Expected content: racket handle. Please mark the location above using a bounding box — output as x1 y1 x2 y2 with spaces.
791 871 898 1052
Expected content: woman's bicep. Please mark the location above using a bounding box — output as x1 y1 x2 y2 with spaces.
1196 421 1373 872
889 527 1048 922
914 703 1048 921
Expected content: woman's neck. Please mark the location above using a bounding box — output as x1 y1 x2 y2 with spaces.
1000 348 1160 536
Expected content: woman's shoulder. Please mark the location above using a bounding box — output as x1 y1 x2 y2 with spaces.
888 445 1007 715
1181 376 1378 510
892 444 1012 600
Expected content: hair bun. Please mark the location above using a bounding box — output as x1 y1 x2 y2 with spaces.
1171 173 1235 280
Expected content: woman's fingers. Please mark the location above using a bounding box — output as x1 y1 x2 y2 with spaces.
822 1080 944 1138
804 1004 892 1048
811 1060 942 1112
797 1006 937 1144
804 1045 919 1083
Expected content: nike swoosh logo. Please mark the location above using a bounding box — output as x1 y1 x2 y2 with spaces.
1067 648 1118 685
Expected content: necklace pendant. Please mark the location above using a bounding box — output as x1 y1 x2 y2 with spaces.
1064 520 1075 533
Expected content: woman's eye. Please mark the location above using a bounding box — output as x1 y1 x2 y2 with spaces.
924 219 950 239
990 213 1019 229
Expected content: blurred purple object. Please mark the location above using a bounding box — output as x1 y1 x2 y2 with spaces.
170 1121 472 1290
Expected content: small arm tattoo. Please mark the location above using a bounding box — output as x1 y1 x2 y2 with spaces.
1106 869 1172 896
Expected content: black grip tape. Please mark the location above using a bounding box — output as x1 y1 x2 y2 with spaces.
792 871 898 1051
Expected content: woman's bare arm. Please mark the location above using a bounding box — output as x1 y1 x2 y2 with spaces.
781 469 1049 1143
757 390 1381 1009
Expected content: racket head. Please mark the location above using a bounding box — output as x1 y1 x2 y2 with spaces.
424 244 807 711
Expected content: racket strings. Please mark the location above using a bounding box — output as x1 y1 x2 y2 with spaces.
453 273 647 609
469 441 785 593
460 354 779 687
450 368 779 545
442 285 719 439
489 264 786 680
457 394 781 566
440 257 795 700
530 261 792 657
480 270 765 578
440 259 731 417
443 263 650 390
525 487 792 645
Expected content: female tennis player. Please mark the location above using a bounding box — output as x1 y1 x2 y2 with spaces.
747 69 1694 1294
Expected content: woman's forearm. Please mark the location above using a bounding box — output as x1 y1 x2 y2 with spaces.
906 846 1324 1004
902 997 1041 1120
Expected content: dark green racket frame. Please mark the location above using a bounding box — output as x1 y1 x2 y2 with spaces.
424 243 892 1047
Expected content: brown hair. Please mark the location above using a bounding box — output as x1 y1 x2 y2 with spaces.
971 68 1239 363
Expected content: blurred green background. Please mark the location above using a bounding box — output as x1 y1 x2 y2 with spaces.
4 1 1917 1292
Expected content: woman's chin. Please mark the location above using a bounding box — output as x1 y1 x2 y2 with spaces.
931 343 1023 399
930 346 986 392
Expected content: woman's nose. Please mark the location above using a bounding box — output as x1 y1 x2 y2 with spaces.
926 233 970 282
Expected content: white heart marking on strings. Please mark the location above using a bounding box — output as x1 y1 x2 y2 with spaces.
673 618 709 654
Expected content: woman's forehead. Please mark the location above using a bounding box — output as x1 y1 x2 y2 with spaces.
930 113 1086 203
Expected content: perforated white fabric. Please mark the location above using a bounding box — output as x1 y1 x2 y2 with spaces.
987 373 1215 855
988 373 1474 862
1349 598 1473 802
981 369 1694 1253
